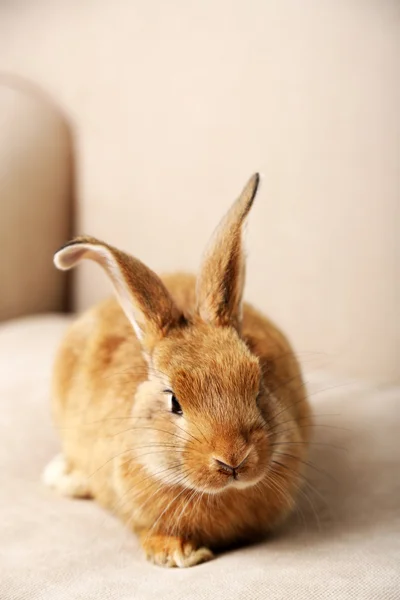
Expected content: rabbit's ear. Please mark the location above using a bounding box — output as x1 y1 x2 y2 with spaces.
54 236 182 349
196 173 260 332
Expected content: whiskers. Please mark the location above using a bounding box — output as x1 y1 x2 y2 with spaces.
257 371 356 534
270 457 334 533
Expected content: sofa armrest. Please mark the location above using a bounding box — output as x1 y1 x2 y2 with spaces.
0 79 72 321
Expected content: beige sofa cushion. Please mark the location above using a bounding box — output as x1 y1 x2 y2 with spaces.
0 80 72 322
0 315 399 599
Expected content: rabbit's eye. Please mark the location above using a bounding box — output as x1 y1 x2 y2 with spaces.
171 395 183 416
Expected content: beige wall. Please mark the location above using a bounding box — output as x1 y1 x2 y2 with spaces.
0 0 398 383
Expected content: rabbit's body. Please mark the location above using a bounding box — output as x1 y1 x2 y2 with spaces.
45 175 311 567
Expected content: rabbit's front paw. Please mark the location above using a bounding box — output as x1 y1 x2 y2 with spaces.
141 533 214 568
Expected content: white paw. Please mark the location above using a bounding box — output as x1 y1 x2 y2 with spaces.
144 536 214 568
42 453 91 498
173 545 214 568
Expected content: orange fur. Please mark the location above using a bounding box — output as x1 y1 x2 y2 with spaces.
46 174 311 568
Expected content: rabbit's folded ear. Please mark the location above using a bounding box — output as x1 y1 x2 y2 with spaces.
54 236 182 349
196 173 260 332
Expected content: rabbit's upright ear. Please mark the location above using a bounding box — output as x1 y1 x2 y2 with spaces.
196 173 260 332
54 237 182 350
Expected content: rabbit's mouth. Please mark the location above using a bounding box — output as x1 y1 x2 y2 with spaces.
221 471 266 492
184 466 267 495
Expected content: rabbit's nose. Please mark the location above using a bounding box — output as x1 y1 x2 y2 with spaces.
214 458 235 476
214 454 249 479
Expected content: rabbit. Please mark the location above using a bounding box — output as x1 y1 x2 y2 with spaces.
43 173 311 568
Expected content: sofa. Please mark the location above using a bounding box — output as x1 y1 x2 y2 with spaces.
0 2 399 598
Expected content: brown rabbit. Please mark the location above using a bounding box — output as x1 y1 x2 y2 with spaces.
44 174 311 568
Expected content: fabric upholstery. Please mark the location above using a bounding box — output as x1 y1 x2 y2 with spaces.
0 315 399 599
0 80 72 322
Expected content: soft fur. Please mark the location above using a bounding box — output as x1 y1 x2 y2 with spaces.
44 174 311 568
